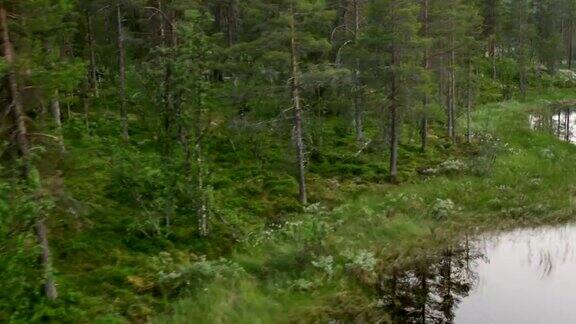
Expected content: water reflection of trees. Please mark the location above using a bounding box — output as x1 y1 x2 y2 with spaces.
530 107 576 143
377 241 485 323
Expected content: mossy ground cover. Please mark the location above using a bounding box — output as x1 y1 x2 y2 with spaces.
10 89 576 323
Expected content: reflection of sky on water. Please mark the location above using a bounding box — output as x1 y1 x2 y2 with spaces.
378 225 576 323
455 225 576 324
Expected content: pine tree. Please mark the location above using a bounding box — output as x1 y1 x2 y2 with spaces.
173 8 219 236
429 0 480 142
504 0 535 99
233 0 335 203
0 0 84 301
365 0 421 182
477 0 503 78
534 0 564 73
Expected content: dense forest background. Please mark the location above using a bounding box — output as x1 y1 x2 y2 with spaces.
2 0 576 322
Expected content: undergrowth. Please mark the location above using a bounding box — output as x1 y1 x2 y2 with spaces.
3 88 576 323
154 89 576 323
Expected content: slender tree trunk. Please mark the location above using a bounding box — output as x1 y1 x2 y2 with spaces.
1 8 29 175
519 49 527 100
352 0 365 145
557 110 562 136
0 6 58 300
86 12 99 97
548 110 553 135
170 20 184 147
104 11 111 44
117 3 129 141
562 18 566 67
388 272 400 319
50 91 66 153
439 54 445 115
448 41 456 143
418 269 428 322
48 41 66 152
353 63 364 145
569 20 574 70
389 96 399 182
226 0 239 47
389 42 399 183
195 76 209 236
490 37 497 79
82 83 91 131
163 64 174 150
196 141 208 237
518 3 527 100
447 72 454 140
289 4 307 204
162 4 178 157
158 0 166 41
36 218 58 300
440 250 454 322
193 24 209 236
565 109 571 142
44 41 65 153
421 0 429 152
466 62 472 143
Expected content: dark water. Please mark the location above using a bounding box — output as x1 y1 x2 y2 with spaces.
378 225 576 323
530 108 576 143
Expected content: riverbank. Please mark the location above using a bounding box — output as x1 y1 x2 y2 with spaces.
156 89 576 323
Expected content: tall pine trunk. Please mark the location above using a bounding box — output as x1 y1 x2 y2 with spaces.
45 42 66 153
159 0 170 146
196 81 209 237
519 50 527 100
448 40 456 143
569 20 574 70
117 3 129 141
389 38 399 183
50 91 66 153
518 0 528 100
353 63 364 145
290 4 307 204
564 109 571 142
466 61 472 143
490 38 497 80
196 138 208 236
439 250 454 321
352 0 365 145
86 12 99 97
0 6 58 300
82 81 91 130
417 268 429 322
420 0 430 152
36 217 58 300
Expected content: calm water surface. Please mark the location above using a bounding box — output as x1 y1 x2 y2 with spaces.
379 224 576 323
530 108 576 143
456 225 576 323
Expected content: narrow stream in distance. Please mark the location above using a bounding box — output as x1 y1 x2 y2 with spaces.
378 224 576 323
